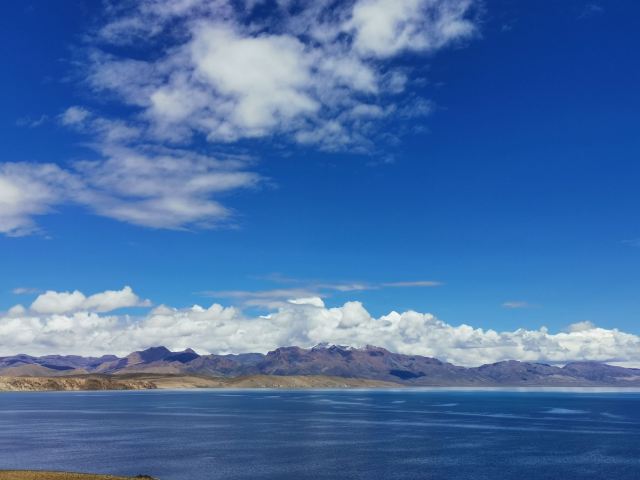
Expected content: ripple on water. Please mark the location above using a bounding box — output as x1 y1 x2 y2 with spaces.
545 408 588 415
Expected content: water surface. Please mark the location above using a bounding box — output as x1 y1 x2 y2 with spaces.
1 389 639 479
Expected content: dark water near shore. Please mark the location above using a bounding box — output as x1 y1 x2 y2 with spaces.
1 389 640 479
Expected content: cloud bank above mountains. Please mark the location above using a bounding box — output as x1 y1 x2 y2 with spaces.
0 0 479 236
2 286 639 367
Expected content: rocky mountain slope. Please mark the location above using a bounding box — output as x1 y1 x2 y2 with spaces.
2 344 640 387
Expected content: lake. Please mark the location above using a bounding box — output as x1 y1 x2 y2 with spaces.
1 389 639 479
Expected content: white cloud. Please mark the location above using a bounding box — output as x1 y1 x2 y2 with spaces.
7 305 26 317
202 278 443 307
383 280 443 287
30 290 86 315
205 288 320 309
578 3 604 19
502 301 534 309
2 287 640 367
30 286 151 314
622 238 640 248
0 163 80 236
0 144 260 234
288 297 327 308
85 0 478 149
567 320 596 332
346 0 476 58
60 106 142 143
11 288 41 295
16 114 49 128
74 144 261 229
60 106 91 126
187 23 320 140
2 0 478 236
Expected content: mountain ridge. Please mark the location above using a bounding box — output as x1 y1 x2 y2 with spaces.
2 344 639 387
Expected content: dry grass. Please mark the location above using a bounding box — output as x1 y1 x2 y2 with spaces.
0 376 156 392
0 471 154 480
0 373 400 391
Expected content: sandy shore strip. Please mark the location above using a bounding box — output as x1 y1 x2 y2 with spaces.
0 374 399 391
0 472 155 480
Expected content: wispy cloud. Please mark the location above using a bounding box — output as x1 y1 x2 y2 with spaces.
201 277 443 307
383 280 443 288
16 114 49 128
578 3 604 19
0 162 78 236
622 238 640 248
202 288 319 308
502 301 536 309
0 140 261 236
11 287 41 295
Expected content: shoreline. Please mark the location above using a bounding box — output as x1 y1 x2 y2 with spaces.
0 374 399 392
2 374 640 392
0 472 155 480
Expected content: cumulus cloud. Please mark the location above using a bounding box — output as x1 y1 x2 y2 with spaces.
566 320 597 333
187 23 320 140
29 286 151 314
2 286 640 367
2 0 478 236
86 0 478 149
346 0 476 58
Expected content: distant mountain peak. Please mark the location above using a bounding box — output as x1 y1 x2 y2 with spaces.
311 343 354 352
126 346 172 365
2 345 637 387
140 346 171 354
364 345 390 352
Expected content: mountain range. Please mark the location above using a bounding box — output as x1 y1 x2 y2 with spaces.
2 344 640 387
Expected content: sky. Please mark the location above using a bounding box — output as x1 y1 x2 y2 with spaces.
1 0 639 364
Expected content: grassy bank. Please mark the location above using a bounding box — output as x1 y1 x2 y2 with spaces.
0 471 155 480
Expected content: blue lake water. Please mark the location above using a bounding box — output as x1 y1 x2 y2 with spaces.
1 389 640 479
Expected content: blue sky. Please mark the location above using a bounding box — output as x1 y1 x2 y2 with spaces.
1 0 640 360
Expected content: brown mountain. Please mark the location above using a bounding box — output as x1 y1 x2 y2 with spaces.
2 344 640 387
